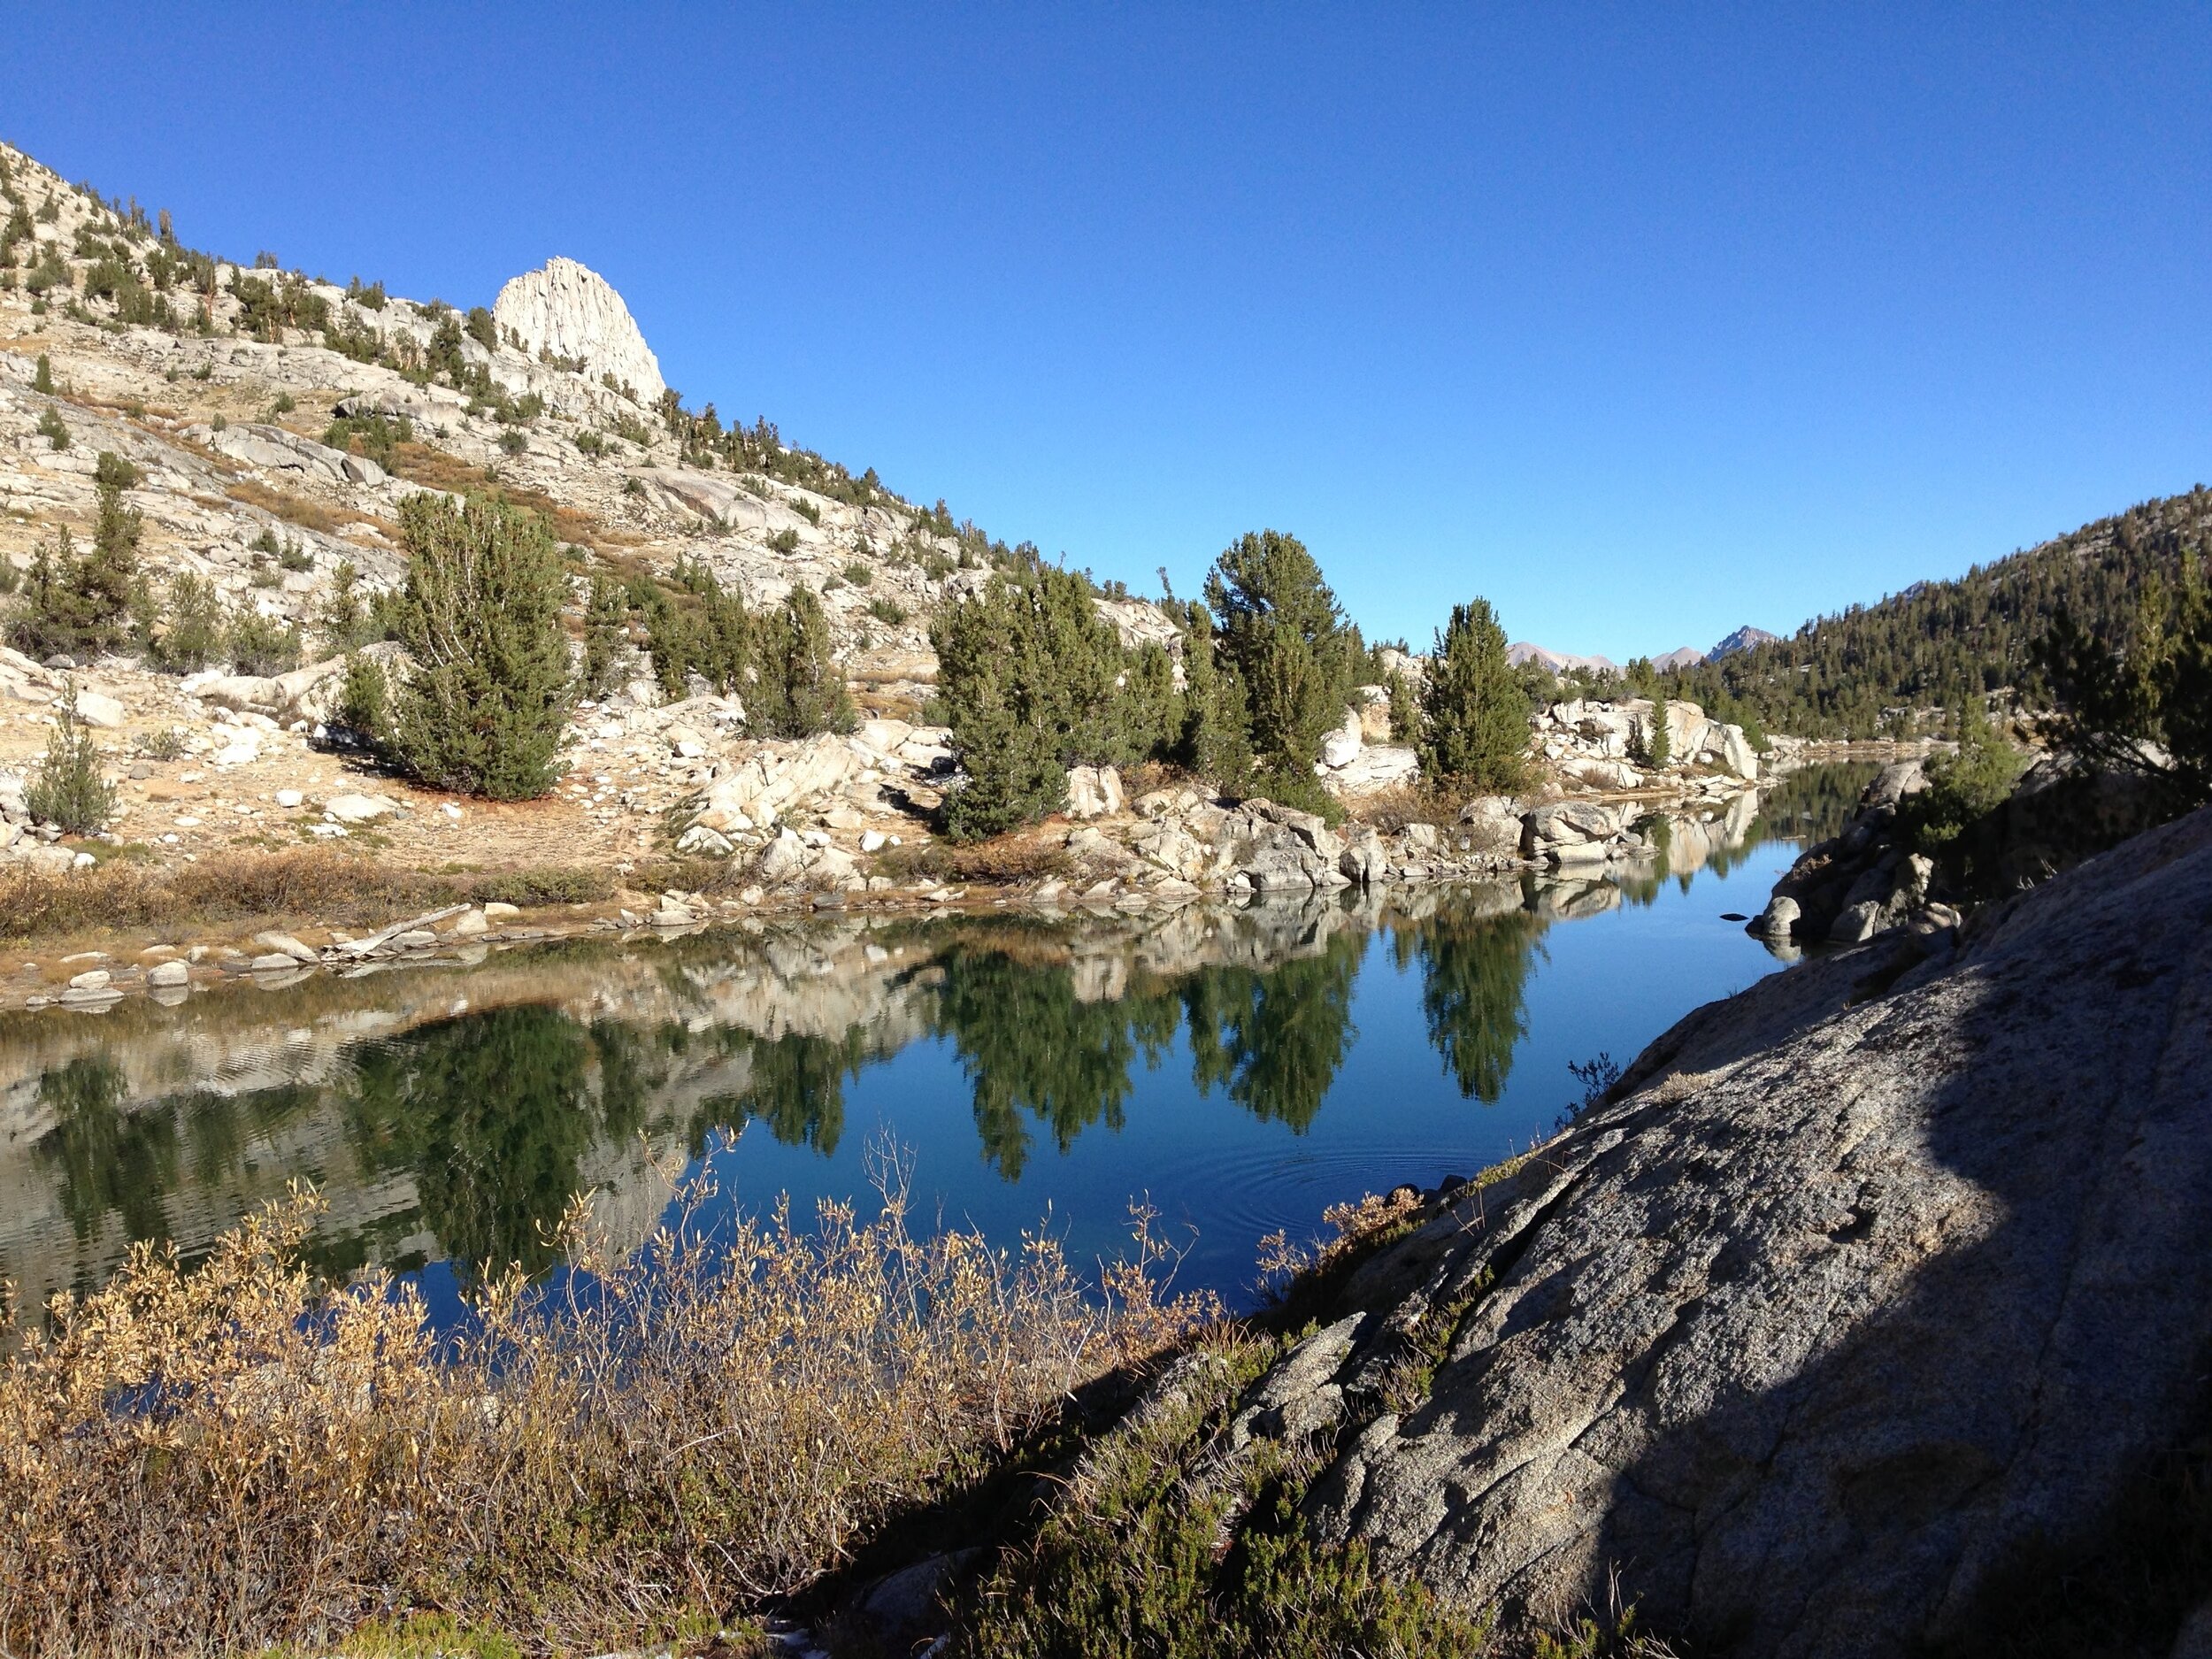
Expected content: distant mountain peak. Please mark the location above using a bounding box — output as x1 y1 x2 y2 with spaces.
1507 641 1622 677
1708 626 1781 662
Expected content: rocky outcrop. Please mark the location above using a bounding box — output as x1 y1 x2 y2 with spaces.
492 256 666 403
1534 696 1759 782
1752 761 1935 942
1207 802 2212 1656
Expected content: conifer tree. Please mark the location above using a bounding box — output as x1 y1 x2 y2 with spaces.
1202 529 1352 806
25 683 116 833
1386 669 1423 748
2037 549 2212 808
4 473 142 662
388 493 572 800
580 572 630 696
1646 700 1672 769
933 563 1133 839
1169 597 1253 795
1418 598 1529 792
753 585 855 738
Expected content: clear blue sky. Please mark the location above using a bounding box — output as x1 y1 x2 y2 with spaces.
8 4 2208 658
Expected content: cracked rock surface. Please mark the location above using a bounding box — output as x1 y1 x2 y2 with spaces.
1244 803 2212 1656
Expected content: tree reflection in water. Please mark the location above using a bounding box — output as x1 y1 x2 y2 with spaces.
344 1004 599 1279
38 1056 174 1248
929 944 1180 1179
689 1025 876 1160
1179 930 1363 1132
1391 903 1549 1102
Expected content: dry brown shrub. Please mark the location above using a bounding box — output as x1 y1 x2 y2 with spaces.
0 850 614 944
221 479 357 537
1349 781 1468 834
1255 1185 1427 1298
0 1157 1217 1657
874 835 1073 887
387 444 635 550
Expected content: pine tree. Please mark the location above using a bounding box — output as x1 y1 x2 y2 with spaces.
753 585 855 738
2037 549 2212 808
5 478 141 663
580 572 630 695
1418 599 1529 792
1170 597 1253 795
1386 669 1423 748
933 563 1133 839
1203 529 1352 806
25 683 116 834
388 494 572 800
81 474 143 650
1646 701 1672 769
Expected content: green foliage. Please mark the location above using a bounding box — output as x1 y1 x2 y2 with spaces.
324 412 411 467
151 570 224 672
25 686 117 834
92 450 139 490
386 494 573 800
750 586 855 739
933 564 1138 841
333 652 393 748
1901 698 2026 887
36 408 69 449
962 1335 1487 1659
32 351 53 395
7 480 141 661
1645 701 1671 769
230 271 327 341
866 595 910 626
645 560 751 699
1417 599 1529 792
1386 669 1421 747
1662 486 2212 739
2036 549 2212 810
1169 597 1253 795
25 245 69 295
464 305 498 354
766 527 800 554
581 572 630 695
226 607 303 677
1204 529 1354 804
841 559 872 586
497 428 526 456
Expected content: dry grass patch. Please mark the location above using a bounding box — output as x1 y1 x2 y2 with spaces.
1349 782 1473 833
0 1167 1217 1657
874 834 1073 887
386 443 638 551
222 477 358 538
0 849 614 944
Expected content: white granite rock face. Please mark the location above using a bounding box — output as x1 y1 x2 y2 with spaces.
493 257 667 404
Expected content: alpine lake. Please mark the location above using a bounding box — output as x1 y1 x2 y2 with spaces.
0 765 1879 1324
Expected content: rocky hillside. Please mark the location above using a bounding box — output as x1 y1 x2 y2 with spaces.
1164 800 2212 1655
1659 486 2212 739
0 141 1026 682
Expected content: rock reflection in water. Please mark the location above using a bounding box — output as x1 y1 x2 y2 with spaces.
0 787 1823 1313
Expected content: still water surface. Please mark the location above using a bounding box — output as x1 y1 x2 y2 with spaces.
0 767 1876 1315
